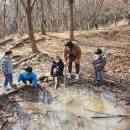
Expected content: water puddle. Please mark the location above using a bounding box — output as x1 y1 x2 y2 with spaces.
6 84 130 130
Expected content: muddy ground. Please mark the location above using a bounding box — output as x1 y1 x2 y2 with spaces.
0 26 130 130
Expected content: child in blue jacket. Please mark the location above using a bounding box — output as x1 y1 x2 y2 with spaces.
18 66 38 87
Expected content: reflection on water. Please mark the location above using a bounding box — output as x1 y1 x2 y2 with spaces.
5 85 130 130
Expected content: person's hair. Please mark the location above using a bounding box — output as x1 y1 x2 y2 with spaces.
54 55 60 59
65 40 73 49
95 48 102 55
24 66 32 73
5 51 12 55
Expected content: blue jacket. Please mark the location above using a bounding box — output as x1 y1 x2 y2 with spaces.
18 71 38 86
0 55 13 74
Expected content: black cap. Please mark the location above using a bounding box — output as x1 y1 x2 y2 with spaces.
95 48 102 54
24 66 32 73
65 40 73 49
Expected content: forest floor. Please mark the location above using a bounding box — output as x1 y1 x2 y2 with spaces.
0 24 130 130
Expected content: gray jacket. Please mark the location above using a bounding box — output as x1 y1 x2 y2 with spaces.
0 55 13 74
92 54 106 72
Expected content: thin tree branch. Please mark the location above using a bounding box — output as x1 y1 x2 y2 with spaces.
19 0 26 11
31 0 37 8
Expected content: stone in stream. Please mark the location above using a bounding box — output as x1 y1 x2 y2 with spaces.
40 87 55 104
36 55 42 60
45 91 54 104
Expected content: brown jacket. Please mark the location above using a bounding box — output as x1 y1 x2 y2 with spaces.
64 42 81 61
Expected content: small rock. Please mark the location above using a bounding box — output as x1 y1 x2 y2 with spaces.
36 55 41 60
21 62 27 67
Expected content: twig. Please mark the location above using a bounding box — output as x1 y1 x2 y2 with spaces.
83 108 112 115
52 111 57 128
114 97 130 102
125 102 130 105
91 115 129 119
71 113 86 120
0 120 8 130
56 115 63 128
8 98 37 103
30 112 45 115
49 95 59 103
0 115 13 119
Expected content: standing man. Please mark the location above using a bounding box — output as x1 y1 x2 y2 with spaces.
64 41 81 80
0 51 14 90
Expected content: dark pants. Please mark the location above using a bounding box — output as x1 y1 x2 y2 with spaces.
68 59 80 74
95 71 102 81
22 77 33 85
4 73 13 87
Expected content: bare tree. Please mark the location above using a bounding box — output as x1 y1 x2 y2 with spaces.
40 0 46 35
68 0 74 40
1 0 7 29
20 0 39 53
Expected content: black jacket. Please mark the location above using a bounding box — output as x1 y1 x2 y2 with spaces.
51 59 64 77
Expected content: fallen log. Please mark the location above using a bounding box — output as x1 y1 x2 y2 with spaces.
0 38 13 46
21 37 29 42
10 42 24 50
13 54 37 67
9 37 30 50
13 53 53 68
9 37 45 50
0 85 28 97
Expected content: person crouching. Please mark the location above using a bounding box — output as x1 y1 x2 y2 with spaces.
18 66 38 87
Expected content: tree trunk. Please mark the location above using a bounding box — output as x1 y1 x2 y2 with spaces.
14 0 24 36
40 0 46 35
69 0 74 41
3 0 6 29
61 0 65 32
26 0 39 53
